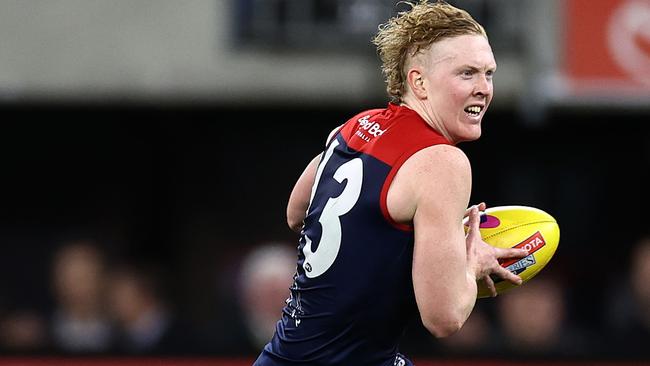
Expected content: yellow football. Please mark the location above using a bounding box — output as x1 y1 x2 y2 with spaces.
463 205 560 298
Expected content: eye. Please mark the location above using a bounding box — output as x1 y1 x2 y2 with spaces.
461 69 474 78
486 70 495 80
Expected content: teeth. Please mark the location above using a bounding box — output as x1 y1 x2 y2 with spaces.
465 106 482 115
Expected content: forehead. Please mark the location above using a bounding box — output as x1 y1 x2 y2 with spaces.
428 34 496 69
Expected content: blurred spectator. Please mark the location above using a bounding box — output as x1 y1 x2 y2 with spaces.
605 236 650 358
494 277 589 358
49 241 112 353
106 263 195 355
0 310 47 352
237 243 296 351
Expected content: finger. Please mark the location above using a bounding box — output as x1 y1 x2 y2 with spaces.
466 206 480 238
493 266 523 286
465 202 487 218
464 205 477 218
477 202 486 212
483 275 497 297
494 247 529 260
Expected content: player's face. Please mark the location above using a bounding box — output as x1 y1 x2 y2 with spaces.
423 35 496 144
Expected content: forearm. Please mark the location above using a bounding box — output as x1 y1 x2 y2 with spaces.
412 222 478 337
456 270 479 325
414 261 478 337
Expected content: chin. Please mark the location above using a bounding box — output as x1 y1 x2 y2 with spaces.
457 128 482 143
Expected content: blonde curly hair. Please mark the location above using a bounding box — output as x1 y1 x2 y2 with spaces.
372 1 487 103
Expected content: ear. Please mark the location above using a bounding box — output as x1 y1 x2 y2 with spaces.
406 69 427 100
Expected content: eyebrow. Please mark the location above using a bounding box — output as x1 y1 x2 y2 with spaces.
459 64 497 72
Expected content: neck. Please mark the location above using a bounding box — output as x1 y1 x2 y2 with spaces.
400 95 454 143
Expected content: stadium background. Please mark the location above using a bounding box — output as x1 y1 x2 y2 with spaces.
0 0 649 364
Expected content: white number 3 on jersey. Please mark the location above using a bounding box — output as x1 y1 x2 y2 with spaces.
303 140 363 278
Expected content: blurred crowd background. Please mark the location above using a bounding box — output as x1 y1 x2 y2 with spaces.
0 0 649 362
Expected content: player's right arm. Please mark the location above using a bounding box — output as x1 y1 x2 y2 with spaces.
286 125 343 233
287 154 320 233
388 144 526 338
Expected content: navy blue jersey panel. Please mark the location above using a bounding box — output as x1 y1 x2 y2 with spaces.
257 135 418 365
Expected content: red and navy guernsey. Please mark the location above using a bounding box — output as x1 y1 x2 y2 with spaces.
254 103 451 366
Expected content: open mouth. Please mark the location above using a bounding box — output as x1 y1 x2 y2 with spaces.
464 105 483 117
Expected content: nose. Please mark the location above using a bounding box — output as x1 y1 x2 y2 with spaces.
473 75 492 97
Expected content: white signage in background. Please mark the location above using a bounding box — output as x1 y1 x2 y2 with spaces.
607 0 650 87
